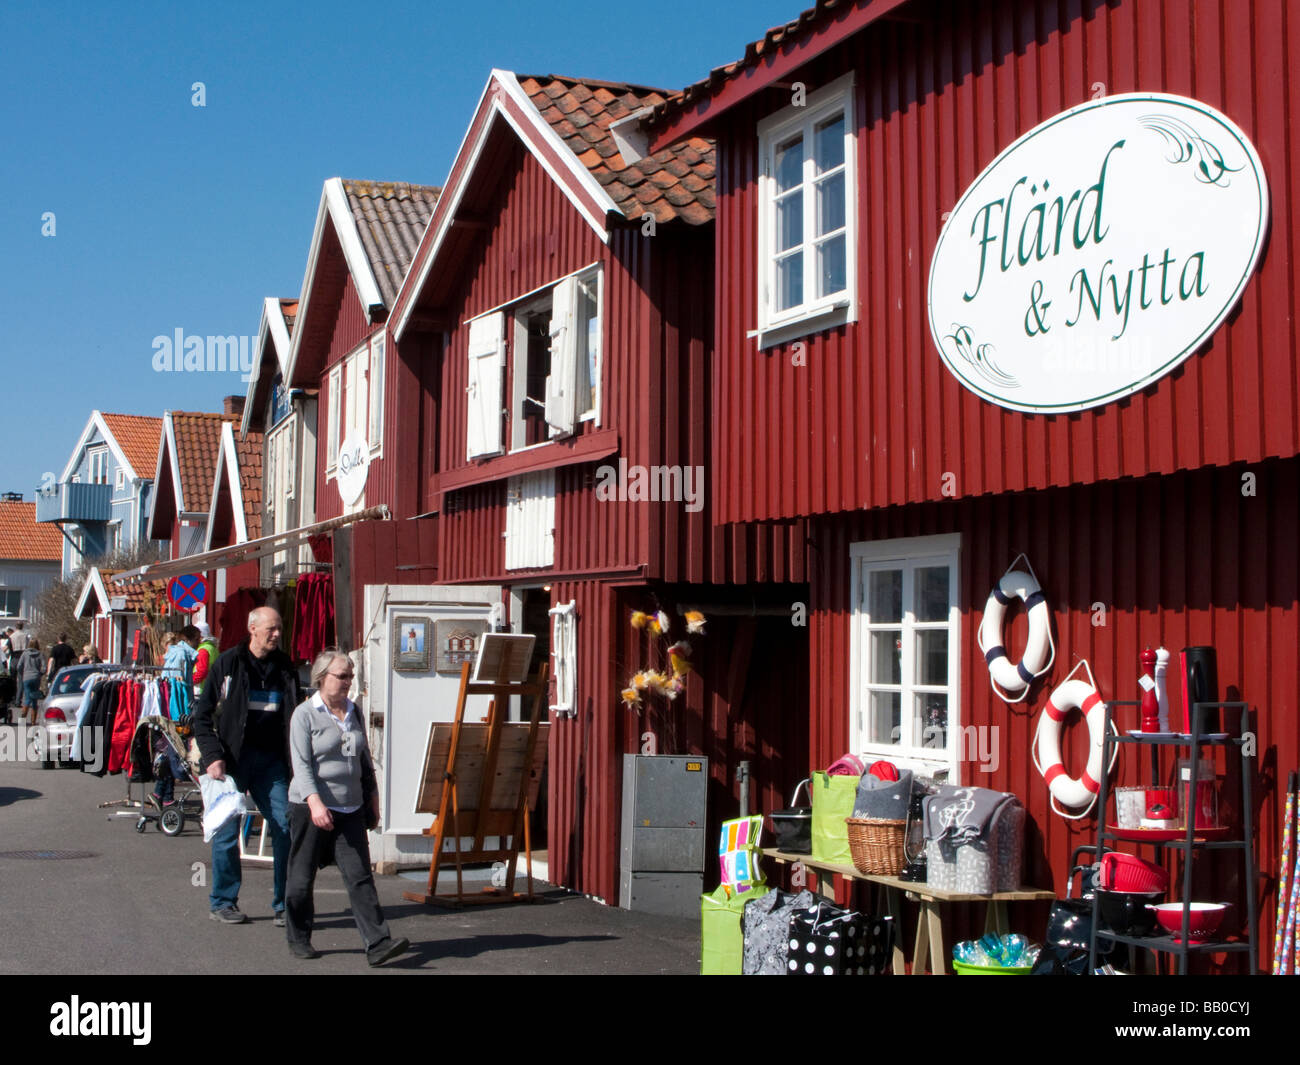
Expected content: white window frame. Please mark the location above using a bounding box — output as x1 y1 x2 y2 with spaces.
327 334 384 484
88 447 109 485
368 333 384 455
755 71 857 347
549 599 577 716
498 263 603 455
0 588 21 619
327 365 341 472
115 468 126 491
849 533 961 782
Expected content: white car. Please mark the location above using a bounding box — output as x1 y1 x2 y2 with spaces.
41 664 117 769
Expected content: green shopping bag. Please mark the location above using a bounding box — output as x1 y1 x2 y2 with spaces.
700 884 770 975
810 770 860 865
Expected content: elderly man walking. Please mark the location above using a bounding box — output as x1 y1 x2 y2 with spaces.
192 607 300 925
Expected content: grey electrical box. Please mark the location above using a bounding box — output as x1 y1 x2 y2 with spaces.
619 754 708 917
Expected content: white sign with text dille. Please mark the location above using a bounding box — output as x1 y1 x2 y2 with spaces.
337 433 370 506
928 93 1267 414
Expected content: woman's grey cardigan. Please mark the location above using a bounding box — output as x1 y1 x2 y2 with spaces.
288 696 373 811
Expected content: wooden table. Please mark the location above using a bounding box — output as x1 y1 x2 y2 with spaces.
761 849 1056 974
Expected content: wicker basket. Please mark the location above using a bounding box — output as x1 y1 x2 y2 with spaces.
845 816 907 875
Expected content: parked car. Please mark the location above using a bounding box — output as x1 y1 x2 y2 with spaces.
41 664 118 769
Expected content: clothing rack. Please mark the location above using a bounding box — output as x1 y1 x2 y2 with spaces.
84 667 171 811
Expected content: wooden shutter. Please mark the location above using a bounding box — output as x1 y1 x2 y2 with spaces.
369 334 384 448
545 277 578 438
327 366 341 467
549 599 576 714
504 470 555 569
466 312 505 459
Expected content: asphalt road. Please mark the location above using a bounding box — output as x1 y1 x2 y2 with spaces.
0 750 700 975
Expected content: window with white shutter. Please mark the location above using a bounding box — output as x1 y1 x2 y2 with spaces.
545 277 578 438
503 265 602 453
549 599 577 715
467 312 505 459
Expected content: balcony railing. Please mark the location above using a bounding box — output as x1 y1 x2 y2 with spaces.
34 482 112 524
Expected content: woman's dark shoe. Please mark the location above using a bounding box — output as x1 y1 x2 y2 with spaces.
366 937 409 967
290 942 321 960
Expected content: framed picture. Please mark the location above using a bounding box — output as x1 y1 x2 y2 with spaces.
435 619 490 675
392 616 432 672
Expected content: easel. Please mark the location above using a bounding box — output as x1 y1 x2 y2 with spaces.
402 658 550 907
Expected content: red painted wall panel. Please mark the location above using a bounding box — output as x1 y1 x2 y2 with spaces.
807 457 1298 970
545 578 811 904
431 139 803 586
710 0 1300 525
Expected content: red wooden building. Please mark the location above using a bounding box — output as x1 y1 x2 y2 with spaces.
285 178 442 636
643 0 1299 967
389 70 808 901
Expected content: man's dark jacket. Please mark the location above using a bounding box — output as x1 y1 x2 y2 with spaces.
191 640 300 773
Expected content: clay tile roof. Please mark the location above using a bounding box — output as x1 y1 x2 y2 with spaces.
101 571 170 615
340 180 442 307
100 414 163 481
234 429 264 540
170 412 238 512
0 501 63 562
517 74 716 226
647 0 855 127
278 298 299 333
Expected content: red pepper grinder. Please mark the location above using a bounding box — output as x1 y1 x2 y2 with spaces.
1140 647 1159 732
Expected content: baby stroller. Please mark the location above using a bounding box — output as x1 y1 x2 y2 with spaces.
131 714 203 836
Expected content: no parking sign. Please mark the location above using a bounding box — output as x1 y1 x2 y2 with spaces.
167 574 207 613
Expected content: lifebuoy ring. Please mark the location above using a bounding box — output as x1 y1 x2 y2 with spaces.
979 570 1053 700
1034 679 1107 810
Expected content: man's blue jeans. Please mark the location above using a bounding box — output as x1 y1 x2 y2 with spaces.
209 748 290 914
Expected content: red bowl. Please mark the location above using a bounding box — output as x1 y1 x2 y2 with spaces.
1100 852 1169 894
1150 902 1227 941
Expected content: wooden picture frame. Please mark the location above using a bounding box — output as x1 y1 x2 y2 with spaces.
392 616 432 672
435 619 490 675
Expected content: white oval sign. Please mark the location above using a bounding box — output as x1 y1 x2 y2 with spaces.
928 93 1267 414
337 432 370 506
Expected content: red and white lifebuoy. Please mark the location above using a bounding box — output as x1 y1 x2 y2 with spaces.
979 570 1053 702
1034 678 1108 816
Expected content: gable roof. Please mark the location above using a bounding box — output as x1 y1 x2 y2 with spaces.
75 567 169 619
241 297 298 437
286 178 440 386
342 180 442 307
147 410 240 541
205 421 264 549
393 69 715 340
0 501 63 562
644 0 909 149
60 412 164 483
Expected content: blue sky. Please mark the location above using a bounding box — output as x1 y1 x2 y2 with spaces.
0 0 799 497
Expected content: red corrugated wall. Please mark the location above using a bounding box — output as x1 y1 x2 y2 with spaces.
314 271 388 523
547 579 811 903
710 0 1300 525
807 457 1298 970
433 140 802 584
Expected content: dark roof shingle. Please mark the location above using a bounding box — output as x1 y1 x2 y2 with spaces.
340 181 441 307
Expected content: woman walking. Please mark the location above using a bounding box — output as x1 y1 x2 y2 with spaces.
285 650 408 965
